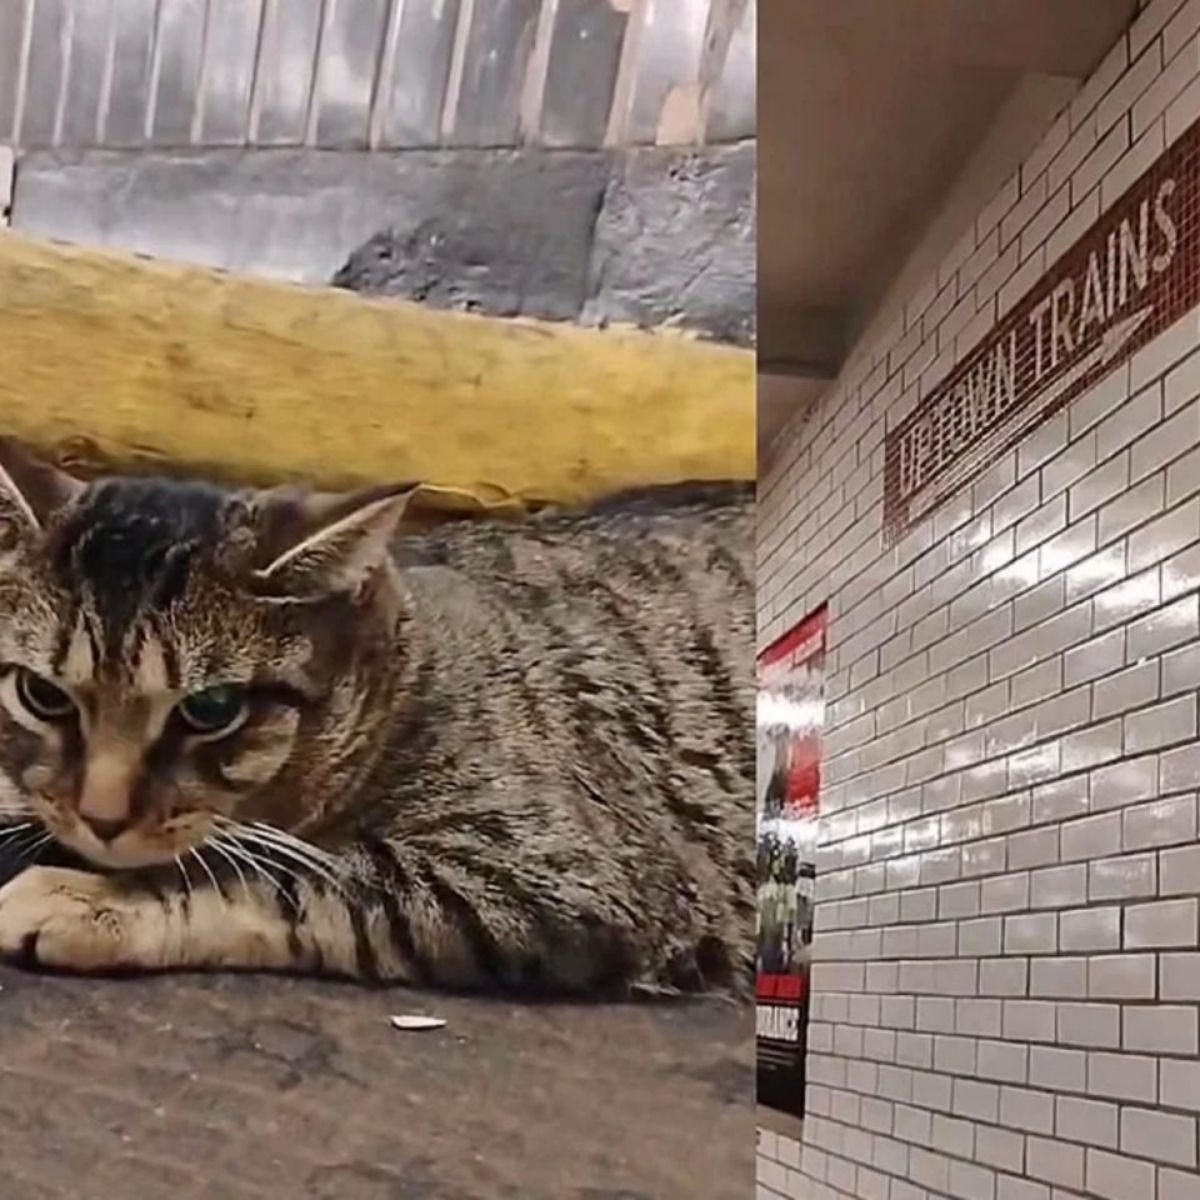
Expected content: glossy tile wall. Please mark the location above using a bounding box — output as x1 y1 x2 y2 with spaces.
757 0 1200 1197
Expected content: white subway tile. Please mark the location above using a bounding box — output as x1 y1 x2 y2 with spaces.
1124 1004 1199 1054
1124 794 1198 851
1133 27 1199 134
1160 951 1200 998
1029 1046 1086 1091
1099 472 1166 543
1129 498 1200 571
1087 1051 1159 1103
1061 906 1121 952
1126 693 1198 752
1059 1001 1122 1049
1162 1057 1200 1111
1062 812 1122 862
1073 118 1131 202
1129 595 1200 660
1095 660 1160 719
1162 1166 1200 1200
1030 863 1087 909
1084 1147 1156 1200
1121 1106 1198 1168
1166 0 1200 61
1089 851 1158 900
1162 841 1200 894
1073 34 1129 130
1030 955 1088 997
1088 952 1157 998
1092 754 1160 810
1057 1093 1119 1147
1005 912 1058 954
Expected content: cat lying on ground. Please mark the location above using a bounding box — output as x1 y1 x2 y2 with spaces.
0 439 753 997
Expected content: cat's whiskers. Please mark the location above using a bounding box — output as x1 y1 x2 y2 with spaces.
174 855 194 903
14 830 55 865
206 839 255 896
187 847 224 897
213 817 347 897
207 834 280 898
234 832 346 896
0 821 36 843
234 818 343 872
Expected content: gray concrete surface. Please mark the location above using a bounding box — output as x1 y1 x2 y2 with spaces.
0 964 752 1199
11 142 755 343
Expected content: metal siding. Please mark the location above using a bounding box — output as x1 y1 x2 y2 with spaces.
311 0 390 148
198 0 263 144
450 0 539 147
378 0 461 147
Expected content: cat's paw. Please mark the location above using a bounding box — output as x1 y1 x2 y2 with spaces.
0 866 156 972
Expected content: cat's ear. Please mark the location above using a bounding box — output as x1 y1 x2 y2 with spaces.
0 437 85 534
250 482 416 599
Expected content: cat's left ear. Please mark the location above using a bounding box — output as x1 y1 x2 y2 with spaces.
250 482 416 599
0 437 86 535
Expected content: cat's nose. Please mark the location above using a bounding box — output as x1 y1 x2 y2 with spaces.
80 815 131 843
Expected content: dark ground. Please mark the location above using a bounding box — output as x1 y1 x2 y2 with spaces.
0 966 753 1200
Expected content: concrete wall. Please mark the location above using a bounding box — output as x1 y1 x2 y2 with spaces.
12 140 755 341
758 0 1200 1195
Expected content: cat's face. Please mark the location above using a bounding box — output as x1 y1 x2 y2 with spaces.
0 441 411 871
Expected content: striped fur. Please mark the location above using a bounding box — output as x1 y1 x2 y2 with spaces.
0 443 753 998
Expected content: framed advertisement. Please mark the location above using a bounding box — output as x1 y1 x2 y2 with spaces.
755 605 825 1120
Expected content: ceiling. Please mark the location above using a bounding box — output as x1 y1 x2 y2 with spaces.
758 0 1142 457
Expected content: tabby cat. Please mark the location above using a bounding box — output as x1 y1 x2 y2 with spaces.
0 439 754 997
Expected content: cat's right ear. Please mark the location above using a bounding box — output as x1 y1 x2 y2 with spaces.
0 437 85 535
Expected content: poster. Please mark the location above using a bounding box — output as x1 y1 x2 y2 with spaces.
755 605 825 1119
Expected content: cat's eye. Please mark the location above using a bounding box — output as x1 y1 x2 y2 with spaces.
177 684 249 736
14 669 75 721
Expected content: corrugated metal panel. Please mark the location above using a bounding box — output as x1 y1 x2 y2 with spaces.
312 0 390 147
198 0 263 144
149 0 206 145
105 0 156 144
541 0 627 149
706 0 754 142
0 0 750 152
378 0 461 147
0 2 29 144
450 0 539 147
22 0 70 146
61 0 115 146
252 0 322 145
625 0 708 144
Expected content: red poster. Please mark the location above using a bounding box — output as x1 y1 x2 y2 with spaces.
755 605 825 1120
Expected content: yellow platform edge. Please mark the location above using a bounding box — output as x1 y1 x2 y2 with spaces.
0 231 755 516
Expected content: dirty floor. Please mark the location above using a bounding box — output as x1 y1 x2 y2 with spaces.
0 962 753 1200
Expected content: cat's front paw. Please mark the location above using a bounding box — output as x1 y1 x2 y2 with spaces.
0 866 159 972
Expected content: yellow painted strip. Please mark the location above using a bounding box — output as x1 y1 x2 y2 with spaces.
0 231 754 514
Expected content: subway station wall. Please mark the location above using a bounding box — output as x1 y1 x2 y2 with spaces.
758 0 1200 1197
